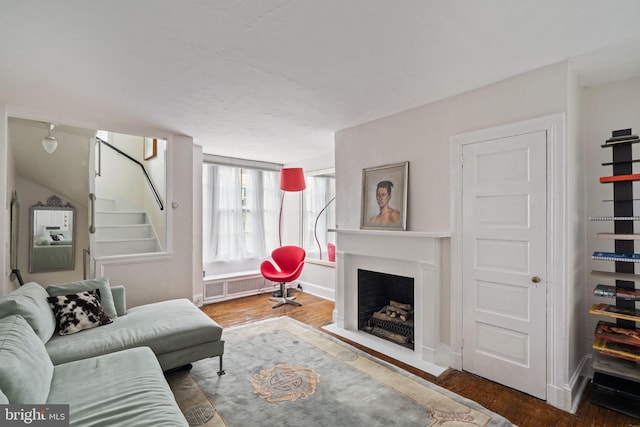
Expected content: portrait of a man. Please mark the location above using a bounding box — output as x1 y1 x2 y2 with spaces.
361 162 408 230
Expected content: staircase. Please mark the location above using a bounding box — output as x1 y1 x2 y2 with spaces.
94 198 160 257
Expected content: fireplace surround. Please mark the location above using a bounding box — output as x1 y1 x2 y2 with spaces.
324 229 450 376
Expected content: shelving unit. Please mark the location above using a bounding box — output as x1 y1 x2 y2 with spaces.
591 128 640 418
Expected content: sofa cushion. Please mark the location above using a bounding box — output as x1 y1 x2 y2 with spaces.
0 315 54 403
0 282 56 343
48 290 112 335
46 299 223 368
46 277 118 319
47 347 188 426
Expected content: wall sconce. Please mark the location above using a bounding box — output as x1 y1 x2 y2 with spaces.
42 123 58 154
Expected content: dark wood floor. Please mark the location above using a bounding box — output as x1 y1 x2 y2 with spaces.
201 291 640 427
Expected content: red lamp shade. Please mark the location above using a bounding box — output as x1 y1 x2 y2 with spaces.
280 168 306 191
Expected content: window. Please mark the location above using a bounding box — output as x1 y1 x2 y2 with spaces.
302 170 336 261
202 164 279 263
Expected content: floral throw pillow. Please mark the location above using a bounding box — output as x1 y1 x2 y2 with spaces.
47 289 112 335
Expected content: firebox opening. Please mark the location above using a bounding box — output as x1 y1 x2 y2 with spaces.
357 269 415 350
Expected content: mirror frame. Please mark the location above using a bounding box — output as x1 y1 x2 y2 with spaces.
29 195 76 273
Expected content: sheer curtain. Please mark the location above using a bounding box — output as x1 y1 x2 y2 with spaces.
203 164 247 261
203 164 279 263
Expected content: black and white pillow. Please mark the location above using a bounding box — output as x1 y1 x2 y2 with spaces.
47 289 112 335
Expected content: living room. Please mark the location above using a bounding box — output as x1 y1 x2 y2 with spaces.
1 2 640 425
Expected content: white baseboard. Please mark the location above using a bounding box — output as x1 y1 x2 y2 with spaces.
297 280 334 301
193 293 204 307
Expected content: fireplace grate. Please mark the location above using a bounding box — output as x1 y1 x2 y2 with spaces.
371 317 414 342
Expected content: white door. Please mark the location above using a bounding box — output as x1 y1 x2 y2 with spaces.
461 130 547 399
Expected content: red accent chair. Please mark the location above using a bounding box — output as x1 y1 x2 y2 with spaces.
260 246 306 308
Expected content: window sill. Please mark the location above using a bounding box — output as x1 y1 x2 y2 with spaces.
305 259 335 268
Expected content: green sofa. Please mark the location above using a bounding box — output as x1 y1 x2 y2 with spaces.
0 281 226 426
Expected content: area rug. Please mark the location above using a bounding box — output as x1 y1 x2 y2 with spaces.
167 316 515 426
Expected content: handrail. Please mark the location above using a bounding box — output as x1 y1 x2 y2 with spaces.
95 137 164 210
88 193 96 233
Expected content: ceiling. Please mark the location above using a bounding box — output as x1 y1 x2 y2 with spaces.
1 1 639 164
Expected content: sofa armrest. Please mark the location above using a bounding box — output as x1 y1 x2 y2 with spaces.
110 285 127 316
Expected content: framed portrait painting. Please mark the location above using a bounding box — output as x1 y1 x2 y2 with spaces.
361 161 408 231
144 138 157 160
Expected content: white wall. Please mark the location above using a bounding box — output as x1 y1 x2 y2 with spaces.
96 133 146 210
335 60 581 404
584 77 640 357
192 144 203 304
96 134 194 307
0 103 196 307
143 138 167 250
335 61 569 232
1 105 11 294
566 63 587 384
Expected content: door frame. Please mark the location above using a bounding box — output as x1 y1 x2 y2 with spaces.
450 113 570 410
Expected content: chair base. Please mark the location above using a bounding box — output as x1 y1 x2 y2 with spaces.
269 282 302 308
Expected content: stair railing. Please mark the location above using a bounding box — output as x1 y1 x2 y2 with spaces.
95 137 164 211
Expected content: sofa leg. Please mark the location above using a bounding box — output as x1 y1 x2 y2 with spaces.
217 355 225 376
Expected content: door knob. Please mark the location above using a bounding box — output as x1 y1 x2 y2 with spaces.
531 276 541 283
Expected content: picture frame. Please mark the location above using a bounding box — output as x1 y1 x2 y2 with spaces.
360 161 408 231
144 138 157 160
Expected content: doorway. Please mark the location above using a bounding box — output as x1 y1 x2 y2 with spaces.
450 114 568 407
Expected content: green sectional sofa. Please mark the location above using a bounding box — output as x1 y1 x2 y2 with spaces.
0 280 225 426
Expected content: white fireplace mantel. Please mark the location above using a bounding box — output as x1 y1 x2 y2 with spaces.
324 229 450 376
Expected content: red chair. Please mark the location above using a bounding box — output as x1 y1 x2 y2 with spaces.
260 246 306 308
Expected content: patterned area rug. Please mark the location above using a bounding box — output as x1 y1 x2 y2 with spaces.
167 316 515 426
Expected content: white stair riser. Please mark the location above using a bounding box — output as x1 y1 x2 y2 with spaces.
95 239 159 257
95 198 115 211
96 212 147 226
95 225 153 240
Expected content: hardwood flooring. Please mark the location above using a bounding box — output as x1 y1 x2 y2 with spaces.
200 291 640 427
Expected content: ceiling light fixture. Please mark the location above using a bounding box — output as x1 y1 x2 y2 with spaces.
42 123 58 154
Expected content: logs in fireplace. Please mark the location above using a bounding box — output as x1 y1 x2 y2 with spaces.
362 300 414 349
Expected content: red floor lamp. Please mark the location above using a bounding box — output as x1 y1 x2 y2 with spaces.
278 167 306 246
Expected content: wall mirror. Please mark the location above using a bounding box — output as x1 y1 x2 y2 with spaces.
29 195 76 273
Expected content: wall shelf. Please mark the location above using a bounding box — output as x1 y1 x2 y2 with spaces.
591 128 640 415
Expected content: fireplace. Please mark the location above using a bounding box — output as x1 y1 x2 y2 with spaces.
358 269 415 350
324 229 450 376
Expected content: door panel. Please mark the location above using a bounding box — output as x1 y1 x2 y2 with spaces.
462 130 547 399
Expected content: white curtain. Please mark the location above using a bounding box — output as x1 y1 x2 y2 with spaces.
261 170 280 254
203 164 279 263
203 165 246 261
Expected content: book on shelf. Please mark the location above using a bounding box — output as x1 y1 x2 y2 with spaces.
592 353 640 383
590 303 640 322
611 129 634 138
605 133 639 144
591 270 640 281
595 284 640 300
592 251 640 262
593 337 640 363
603 137 639 146
600 174 640 183
595 320 640 347
589 216 640 221
597 233 640 240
